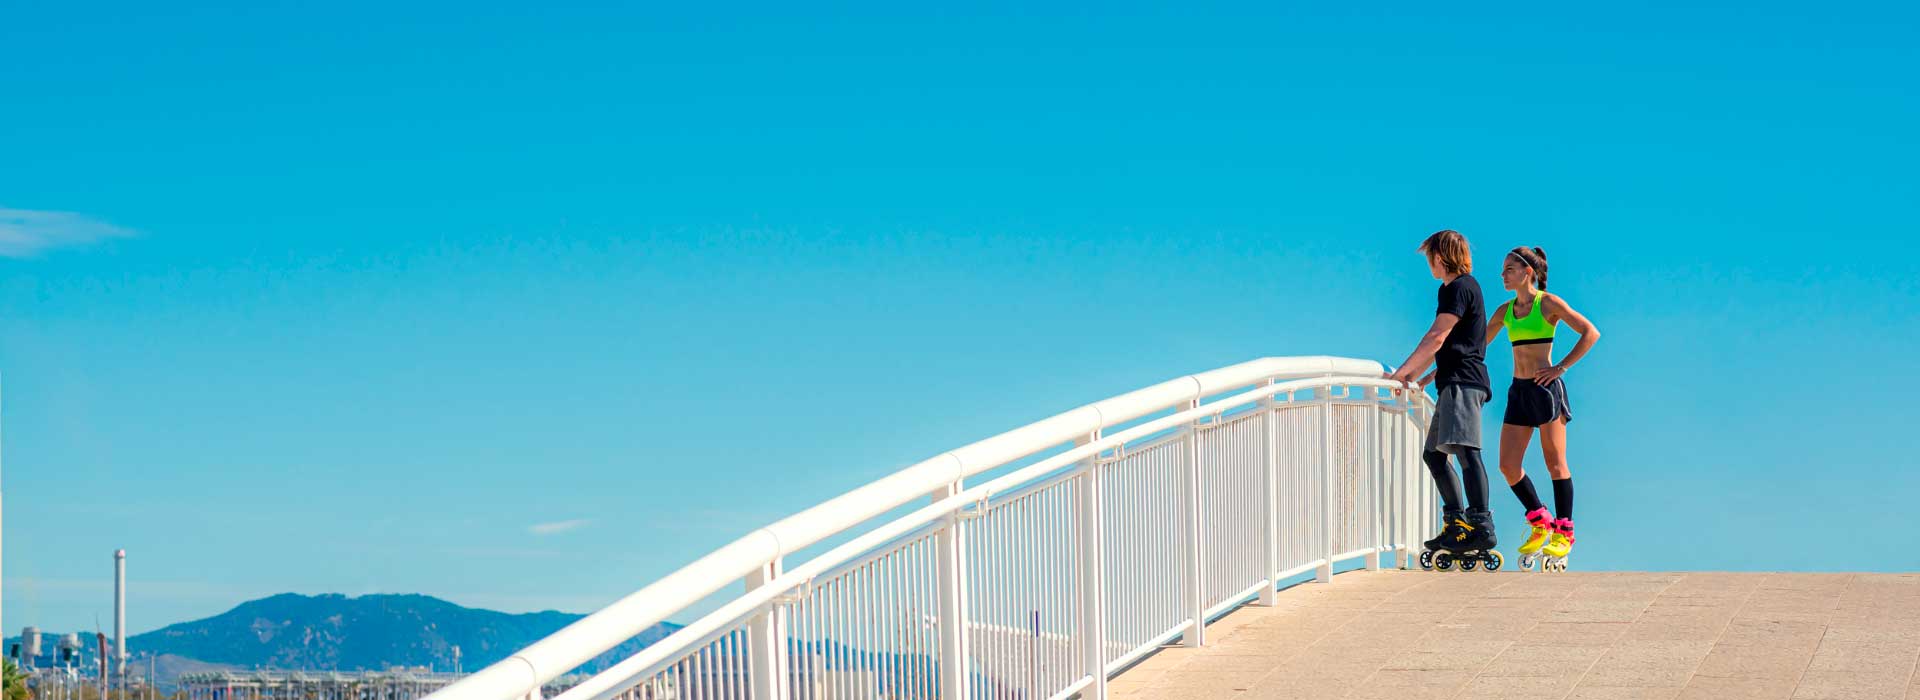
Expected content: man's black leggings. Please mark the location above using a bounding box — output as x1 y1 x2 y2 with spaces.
1424 447 1490 517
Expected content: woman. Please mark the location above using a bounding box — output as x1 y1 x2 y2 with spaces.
1485 247 1600 571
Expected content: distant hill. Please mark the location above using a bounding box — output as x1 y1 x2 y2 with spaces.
9 593 681 682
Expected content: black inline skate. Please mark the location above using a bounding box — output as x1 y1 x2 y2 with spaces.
1426 510 1503 573
1419 513 1468 570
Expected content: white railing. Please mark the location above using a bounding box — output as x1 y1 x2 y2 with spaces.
427 357 1436 700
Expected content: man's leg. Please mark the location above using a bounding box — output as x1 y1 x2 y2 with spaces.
1458 447 1491 513
1423 449 1465 520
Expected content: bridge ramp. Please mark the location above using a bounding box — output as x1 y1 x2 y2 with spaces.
1110 571 1920 700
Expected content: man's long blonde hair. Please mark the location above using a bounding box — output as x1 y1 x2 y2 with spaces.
1419 229 1472 276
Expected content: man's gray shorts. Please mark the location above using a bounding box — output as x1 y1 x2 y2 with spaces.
1425 384 1489 454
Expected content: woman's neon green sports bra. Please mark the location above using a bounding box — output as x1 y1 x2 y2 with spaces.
1505 290 1556 346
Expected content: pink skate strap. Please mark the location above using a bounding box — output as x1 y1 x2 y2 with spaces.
1555 518 1576 540
1525 507 1552 524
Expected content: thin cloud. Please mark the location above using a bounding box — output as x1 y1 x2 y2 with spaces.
0 206 136 257
528 519 591 536
439 592 617 615
5 576 255 602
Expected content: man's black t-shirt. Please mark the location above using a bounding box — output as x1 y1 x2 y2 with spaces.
1433 274 1490 394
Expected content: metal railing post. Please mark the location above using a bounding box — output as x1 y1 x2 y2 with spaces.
1405 393 1420 567
1073 431 1107 699
745 559 787 700
1258 380 1279 607
932 482 971 700
1415 402 1436 560
1402 396 1420 570
1365 389 1382 572
1317 381 1334 583
1180 398 1206 646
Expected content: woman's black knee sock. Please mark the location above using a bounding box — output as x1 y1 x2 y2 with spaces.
1553 477 1574 520
1510 475 1546 513
1456 448 1491 513
1423 450 1465 517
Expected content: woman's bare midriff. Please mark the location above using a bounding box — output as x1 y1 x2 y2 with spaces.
1513 342 1554 377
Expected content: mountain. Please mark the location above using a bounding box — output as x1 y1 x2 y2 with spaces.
9 593 681 680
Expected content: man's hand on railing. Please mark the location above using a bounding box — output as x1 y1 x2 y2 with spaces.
1383 369 1410 396
1383 369 1428 398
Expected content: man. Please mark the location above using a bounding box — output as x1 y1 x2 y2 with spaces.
1388 229 1498 570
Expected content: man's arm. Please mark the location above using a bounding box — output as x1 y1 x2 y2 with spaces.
1387 313 1461 385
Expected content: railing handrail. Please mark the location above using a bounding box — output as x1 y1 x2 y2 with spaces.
551 372 1430 700
427 356 1421 700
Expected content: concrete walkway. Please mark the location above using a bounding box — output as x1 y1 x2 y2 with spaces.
1110 571 1920 700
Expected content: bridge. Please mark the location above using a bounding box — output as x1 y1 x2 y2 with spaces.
415 357 1919 700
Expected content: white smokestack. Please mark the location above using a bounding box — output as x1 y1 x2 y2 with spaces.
115 549 127 672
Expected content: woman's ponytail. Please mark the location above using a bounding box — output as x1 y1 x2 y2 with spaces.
1508 246 1550 291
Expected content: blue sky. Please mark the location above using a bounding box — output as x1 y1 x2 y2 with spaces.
3 1 1917 634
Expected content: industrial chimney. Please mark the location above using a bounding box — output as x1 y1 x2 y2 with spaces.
115 549 128 677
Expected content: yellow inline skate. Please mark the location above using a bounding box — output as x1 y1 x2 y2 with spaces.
1515 507 1554 571
1541 518 1575 572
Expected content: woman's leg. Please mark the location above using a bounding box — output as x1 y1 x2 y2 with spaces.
1501 424 1547 513
1539 417 1573 518
1499 424 1533 485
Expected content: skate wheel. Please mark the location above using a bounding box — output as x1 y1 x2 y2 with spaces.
1483 550 1504 572
1518 553 1538 571
1419 549 1435 570
1434 552 1456 571
1460 555 1479 572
